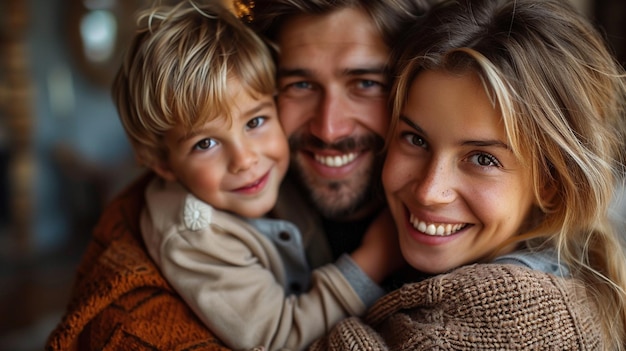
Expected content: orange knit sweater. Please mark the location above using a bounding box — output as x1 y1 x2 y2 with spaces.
45 173 232 351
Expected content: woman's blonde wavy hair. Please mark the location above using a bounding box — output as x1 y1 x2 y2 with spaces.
391 0 626 348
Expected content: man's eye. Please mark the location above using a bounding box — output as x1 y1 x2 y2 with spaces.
281 81 313 91
358 80 380 88
246 116 266 130
291 81 312 89
194 138 217 150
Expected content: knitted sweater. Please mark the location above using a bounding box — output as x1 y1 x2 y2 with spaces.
45 173 231 351
309 263 604 350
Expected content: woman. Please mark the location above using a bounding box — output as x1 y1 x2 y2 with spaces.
310 0 626 349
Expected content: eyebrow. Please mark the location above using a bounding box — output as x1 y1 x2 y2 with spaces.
278 66 387 78
176 100 275 145
399 115 511 150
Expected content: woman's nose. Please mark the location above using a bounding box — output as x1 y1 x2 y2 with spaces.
413 158 456 206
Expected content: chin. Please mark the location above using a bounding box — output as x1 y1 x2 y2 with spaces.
243 201 275 218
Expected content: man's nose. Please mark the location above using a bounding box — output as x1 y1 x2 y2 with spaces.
308 90 356 144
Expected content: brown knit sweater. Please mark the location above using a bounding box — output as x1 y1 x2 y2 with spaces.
45 173 231 351
309 264 604 350
46 173 604 350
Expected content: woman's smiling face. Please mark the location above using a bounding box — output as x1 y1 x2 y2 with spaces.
383 69 536 274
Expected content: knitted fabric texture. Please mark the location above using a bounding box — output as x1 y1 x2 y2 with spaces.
309 264 603 350
45 173 231 351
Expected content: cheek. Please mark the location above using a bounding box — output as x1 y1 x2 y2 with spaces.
275 139 291 170
478 183 534 235
185 167 223 199
358 99 389 138
277 97 313 137
372 100 391 138
263 130 290 168
382 148 409 194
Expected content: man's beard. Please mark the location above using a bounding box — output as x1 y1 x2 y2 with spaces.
289 134 385 220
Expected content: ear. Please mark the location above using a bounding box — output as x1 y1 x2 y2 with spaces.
537 178 558 208
151 160 178 182
139 146 178 182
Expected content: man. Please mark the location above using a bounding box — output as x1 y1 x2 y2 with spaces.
45 1 430 350
251 0 429 262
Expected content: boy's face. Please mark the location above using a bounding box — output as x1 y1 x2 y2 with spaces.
154 82 289 218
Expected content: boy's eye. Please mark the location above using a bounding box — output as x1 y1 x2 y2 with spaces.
246 116 266 130
194 138 217 151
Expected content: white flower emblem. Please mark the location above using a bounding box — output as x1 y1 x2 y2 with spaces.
183 196 212 231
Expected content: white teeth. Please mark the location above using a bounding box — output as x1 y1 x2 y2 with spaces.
314 152 358 168
409 213 466 236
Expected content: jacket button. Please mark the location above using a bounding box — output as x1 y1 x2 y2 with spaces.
279 231 291 241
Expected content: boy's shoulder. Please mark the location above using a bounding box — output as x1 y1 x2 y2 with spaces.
46 171 232 350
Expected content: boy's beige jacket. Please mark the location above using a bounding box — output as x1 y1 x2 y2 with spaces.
141 178 366 351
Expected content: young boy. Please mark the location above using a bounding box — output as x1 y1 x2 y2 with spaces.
112 2 401 350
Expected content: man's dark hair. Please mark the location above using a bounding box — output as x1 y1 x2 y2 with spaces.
244 0 432 48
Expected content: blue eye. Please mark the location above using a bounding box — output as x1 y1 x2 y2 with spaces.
297 81 312 89
358 80 380 88
290 81 312 90
194 138 217 151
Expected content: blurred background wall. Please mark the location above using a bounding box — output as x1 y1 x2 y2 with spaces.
0 0 144 349
0 0 624 350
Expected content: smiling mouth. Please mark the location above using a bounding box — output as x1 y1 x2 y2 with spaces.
235 171 269 192
313 152 359 168
409 213 468 236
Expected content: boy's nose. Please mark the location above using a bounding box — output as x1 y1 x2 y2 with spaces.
229 145 258 174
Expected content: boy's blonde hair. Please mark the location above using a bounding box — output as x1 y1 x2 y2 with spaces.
392 0 626 348
113 0 276 167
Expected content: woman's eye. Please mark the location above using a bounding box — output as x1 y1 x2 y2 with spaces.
194 138 217 151
469 153 501 167
401 132 427 148
246 116 266 130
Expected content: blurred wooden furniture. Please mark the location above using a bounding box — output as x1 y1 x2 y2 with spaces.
0 0 35 255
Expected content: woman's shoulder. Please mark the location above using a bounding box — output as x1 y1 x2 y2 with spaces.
364 263 603 350
493 248 570 277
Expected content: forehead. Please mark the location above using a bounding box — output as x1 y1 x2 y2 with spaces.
405 70 505 139
165 87 276 142
276 7 389 72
